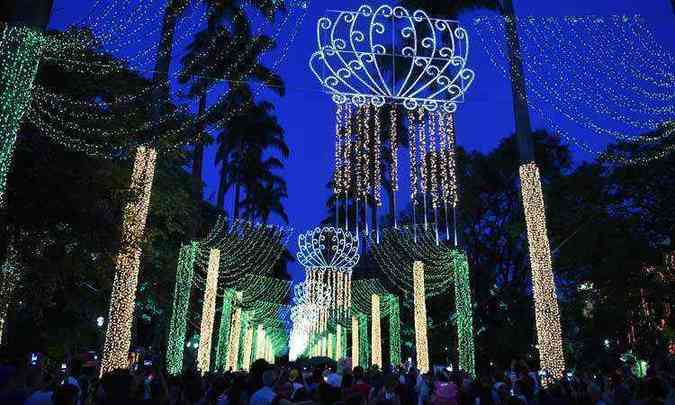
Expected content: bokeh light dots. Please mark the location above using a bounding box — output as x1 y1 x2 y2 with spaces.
101 146 157 376
520 163 565 380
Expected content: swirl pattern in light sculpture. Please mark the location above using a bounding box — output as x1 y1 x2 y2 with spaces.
310 5 475 112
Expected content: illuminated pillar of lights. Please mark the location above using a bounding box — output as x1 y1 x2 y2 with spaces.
255 324 266 360
250 324 258 366
357 312 370 368
214 288 236 371
101 146 157 375
0 25 44 207
320 335 327 357
519 163 565 380
166 242 197 375
327 333 334 360
388 294 401 366
197 248 220 374
0 248 20 345
241 325 254 371
413 261 430 373
371 294 382 367
336 324 342 360
452 251 475 378
351 315 359 366
237 311 250 370
226 303 242 371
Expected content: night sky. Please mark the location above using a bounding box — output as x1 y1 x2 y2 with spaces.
49 0 675 280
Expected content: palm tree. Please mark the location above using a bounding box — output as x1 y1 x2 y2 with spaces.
402 0 565 377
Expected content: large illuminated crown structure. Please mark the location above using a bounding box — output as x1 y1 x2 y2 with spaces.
297 226 360 270
310 4 474 112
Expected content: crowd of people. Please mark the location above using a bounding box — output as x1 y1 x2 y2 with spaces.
1 356 673 405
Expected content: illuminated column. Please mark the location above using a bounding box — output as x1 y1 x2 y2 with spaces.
327 333 334 360
351 315 359 366
197 248 220 374
452 251 475 378
255 324 266 361
101 146 157 375
371 294 382 367
520 163 565 380
0 25 44 207
358 312 370 368
336 324 342 360
413 261 430 373
214 289 236 371
226 303 242 371
388 295 401 365
320 335 327 357
241 325 254 371
166 242 197 375
237 311 250 370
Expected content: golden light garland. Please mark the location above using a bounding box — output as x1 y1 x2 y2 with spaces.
413 261 430 373
334 103 344 195
197 248 220 374
101 145 157 376
390 107 399 193
352 315 359 367
519 163 565 381
371 294 382 367
242 325 254 371
226 304 243 371
408 110 418 203
373 106 382 207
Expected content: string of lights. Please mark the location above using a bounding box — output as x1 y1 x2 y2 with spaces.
101 146 157 376
214 288 236 372
451 251 475 378
0 245 20 346
371 294 381 367
351 315 359 366
519 163 565 381
197 248 221 374
0 24 45 206
413 261 430 373
357 311 370 368
387 294 401 366
166 242 198 375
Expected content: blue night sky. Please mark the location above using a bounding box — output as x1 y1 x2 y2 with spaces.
50 0 674 281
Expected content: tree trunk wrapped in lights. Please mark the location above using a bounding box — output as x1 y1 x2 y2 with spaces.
519 163 565 379
215 289 236 371
101 146 157 375
451 251 475 378
387 294 401 366
0 24 45 207
166 242 197 375
351 315 359 367
413 261 430 373
226 297 243 371
371 294 382 367
197 248 221 374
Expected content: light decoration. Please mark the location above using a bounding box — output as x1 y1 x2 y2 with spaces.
241 324 254 371
197 248 221 374
450 250 475 378
473 15 675 163
297 227 359 322
255 324 266 361
371 294 382 367
0 24 45 207
101 145 157 376
312 5 474 235
336 323 343 360
310 5 474 112
166 242 198 375
289 281 331 360
215 288 236 371
387 294 401 365
0 245 20 345
351 315 360 367
327 332 334 359
413 261 430 373
519 162 565 381
357 312 370 368
226 297 243 371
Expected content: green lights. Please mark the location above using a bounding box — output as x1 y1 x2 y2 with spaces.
215 288 236 371
451 250 475 378
357 312 370 368
0 24 45 206
166 242 197 375
387 294 401 366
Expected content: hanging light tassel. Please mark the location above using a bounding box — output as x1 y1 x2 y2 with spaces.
344 104 353 230
408 110 418 237
389 107 399 229
417 108 429 231
428 112 440 243
334 104 344 227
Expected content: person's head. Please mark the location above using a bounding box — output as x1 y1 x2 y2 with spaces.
353 366 364 382
262 369 277 387
68 358 83 376
53 384 79 405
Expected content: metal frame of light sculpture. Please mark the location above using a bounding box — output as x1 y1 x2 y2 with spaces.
310 5 474 112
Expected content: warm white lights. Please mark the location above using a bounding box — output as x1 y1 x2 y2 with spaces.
413 261 430 373
226 305 243 371
101 146 157 376
520 163 565 381
371 294 381 367
242 325 254 371
197 248 221 374
352 315 359 367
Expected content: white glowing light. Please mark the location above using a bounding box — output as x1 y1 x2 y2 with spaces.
197 248 220 374
413 261 429 373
